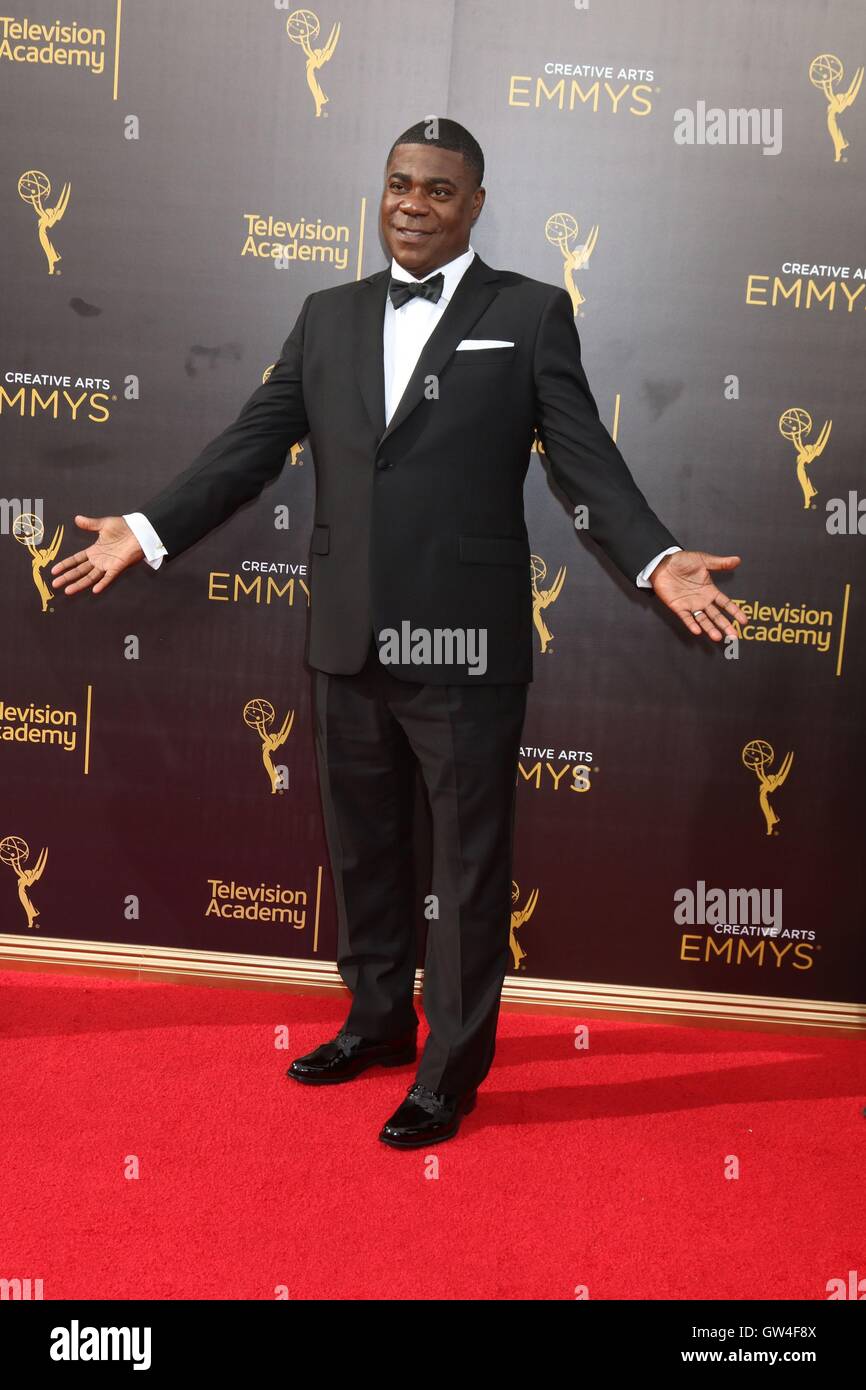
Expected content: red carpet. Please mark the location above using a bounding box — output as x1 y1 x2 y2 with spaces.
1 968 863 1300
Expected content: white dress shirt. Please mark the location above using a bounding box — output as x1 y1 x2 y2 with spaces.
124 242 678 584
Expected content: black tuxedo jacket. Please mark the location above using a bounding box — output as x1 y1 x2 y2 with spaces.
139 252 680 683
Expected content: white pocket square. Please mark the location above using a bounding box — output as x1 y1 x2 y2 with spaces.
455 339 515 350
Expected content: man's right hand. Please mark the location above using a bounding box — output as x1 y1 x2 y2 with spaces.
51 515 145 596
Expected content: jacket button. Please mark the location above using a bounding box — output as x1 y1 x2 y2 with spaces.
375 456 393 471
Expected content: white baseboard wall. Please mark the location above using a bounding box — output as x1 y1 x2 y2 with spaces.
1 935 862 1034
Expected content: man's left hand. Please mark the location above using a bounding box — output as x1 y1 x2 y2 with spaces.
650 551 747 642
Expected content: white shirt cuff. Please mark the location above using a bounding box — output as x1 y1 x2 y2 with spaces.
124 512 167 570
636 545 681 588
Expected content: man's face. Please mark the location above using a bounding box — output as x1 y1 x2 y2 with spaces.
380 142 485 278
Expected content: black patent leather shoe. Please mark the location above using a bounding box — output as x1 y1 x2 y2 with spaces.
378 1083 477 1148
286 1029 417 1085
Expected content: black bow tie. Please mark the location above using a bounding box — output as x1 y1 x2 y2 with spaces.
388 271 445 309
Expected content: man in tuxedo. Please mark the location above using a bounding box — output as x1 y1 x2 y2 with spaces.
52 118 746 1149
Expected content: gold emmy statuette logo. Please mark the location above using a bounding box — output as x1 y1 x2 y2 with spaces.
778 407 832 510
510 880 539 970
545 211 598 314
286 9 340 117
12 512 63 612
531 554 566 654
1 834 48 929
742 739 794 836
809 53 863 163
243 698 295 794
18 169 70 275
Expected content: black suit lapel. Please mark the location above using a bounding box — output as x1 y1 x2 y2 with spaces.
352 269 390 439
351 253 503 446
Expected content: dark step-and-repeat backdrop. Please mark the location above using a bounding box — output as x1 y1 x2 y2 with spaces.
2 1 864 1017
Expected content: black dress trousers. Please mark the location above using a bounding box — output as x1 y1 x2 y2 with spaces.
312 633 529 1095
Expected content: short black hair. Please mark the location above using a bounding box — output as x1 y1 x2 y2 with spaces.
387 117 484 187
